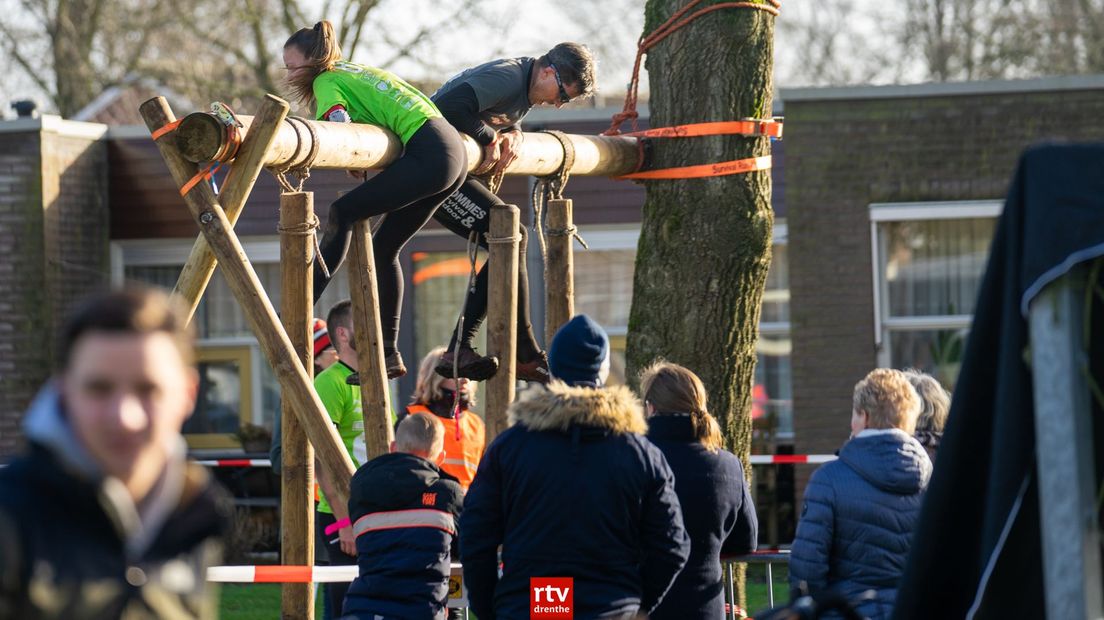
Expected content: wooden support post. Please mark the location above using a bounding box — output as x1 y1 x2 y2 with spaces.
279 192 315 620
348 220 395 459
485 204 521 439
544 198 576 344
173 94 291 323
140 97 355 511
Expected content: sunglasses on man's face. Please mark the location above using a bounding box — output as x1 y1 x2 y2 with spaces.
549 63 572 104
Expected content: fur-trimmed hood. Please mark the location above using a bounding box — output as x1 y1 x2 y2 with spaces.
507 381 647 435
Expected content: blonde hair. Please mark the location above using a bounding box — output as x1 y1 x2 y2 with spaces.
395 412 444 458
853 369 922 433
904 369 950 434
640 361 724 452
284 20 343 106
411 346 478 407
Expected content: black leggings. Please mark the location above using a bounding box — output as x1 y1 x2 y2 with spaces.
433 178 541 362
314 117 466 351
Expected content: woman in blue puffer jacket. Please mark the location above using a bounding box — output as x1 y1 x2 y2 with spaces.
789 369 932 620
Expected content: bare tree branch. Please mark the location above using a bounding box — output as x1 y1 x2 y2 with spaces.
344 0 383 60
0 20 53 96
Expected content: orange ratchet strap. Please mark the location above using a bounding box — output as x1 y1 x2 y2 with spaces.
147 120 220 195
150 119 181 141
179 162 223 197
620 118 782 140
618 155 772 180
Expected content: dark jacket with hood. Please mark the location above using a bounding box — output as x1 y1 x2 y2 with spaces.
789 428 932 620
460 382 690 620
342 452 464 620
0 387 231 620
646 415 759 620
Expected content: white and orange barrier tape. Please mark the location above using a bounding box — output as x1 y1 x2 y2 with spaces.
193 455 838 468
208 563 469 607
195 459 272 467
748 454 837 465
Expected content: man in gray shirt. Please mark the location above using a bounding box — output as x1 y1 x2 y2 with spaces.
430 43 596 384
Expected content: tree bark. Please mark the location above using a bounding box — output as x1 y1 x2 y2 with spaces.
626 0 776 609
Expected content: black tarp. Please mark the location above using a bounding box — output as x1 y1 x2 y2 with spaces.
895 144 1104 619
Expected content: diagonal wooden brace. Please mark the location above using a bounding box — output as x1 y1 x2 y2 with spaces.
140 96 355 510
173 95 296 323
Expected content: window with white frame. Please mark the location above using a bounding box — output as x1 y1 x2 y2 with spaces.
871 201 1002 389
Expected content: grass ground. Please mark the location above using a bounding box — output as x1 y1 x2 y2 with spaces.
218 584 323 619
218 564 791 618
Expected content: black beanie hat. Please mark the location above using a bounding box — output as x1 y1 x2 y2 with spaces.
548 314 610 387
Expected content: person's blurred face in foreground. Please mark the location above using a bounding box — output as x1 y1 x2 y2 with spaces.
59 289 198 500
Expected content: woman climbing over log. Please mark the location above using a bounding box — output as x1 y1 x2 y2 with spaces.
283 20 466 379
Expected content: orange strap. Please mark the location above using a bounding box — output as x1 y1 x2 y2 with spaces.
620 119 782 140
605 0 781 137
179 162 223 197
150 119 180 141
618 155 771 180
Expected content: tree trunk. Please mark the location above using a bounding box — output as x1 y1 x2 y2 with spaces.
626 0 775 611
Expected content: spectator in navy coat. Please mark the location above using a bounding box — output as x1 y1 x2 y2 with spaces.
460 315 689 619
789 369 932 620
642 361 758 620
342 412 464 620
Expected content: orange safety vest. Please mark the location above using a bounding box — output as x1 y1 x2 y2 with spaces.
406 403 485 490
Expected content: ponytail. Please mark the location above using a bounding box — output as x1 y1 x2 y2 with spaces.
640 361 724 453
284 20 343 106
689 409 724 453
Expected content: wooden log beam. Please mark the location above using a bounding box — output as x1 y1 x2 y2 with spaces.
173 95 291 323
347 220 395 460
278 191 315 620
544 198 576 344
174 112 641 177
140 97 356 511
485 204 521 440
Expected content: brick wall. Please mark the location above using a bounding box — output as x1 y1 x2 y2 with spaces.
785 79 1104 496
0 118 108 458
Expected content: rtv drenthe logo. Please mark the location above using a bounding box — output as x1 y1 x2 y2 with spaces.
530 577 573 619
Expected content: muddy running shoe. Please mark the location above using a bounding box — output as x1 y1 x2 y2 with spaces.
434 347 499 381
516 352 551 383
345 351 407 386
